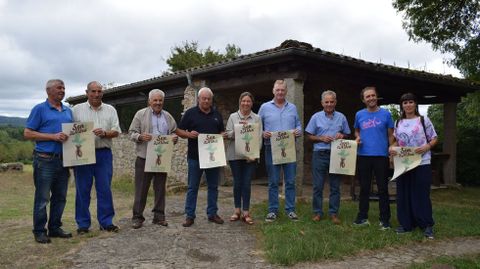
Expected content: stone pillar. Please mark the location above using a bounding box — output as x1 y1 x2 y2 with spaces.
443 102 457 185
285 78 305 197
167 85 198 192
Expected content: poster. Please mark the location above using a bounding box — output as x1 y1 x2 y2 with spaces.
234 123 260 159
270 131 296 165
329 139 358 175
145 135 174 173
198 134 227 169
390 147 422 181
62 122 96 167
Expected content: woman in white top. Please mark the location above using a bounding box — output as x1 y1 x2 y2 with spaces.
389 93 438 239
225 92 262 225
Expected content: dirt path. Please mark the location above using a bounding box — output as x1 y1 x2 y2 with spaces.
64 185 480 269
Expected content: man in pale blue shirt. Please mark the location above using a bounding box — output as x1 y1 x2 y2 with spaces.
258 79 302 222
305 90 350 225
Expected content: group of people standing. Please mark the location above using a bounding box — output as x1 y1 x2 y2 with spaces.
25 79 437 244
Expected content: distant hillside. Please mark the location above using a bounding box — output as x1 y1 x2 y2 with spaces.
0 116 27 127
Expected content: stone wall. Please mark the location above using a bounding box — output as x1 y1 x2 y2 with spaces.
111 84 236 191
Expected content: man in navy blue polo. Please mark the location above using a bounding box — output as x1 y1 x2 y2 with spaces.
176 87 226 227
24 79 74 244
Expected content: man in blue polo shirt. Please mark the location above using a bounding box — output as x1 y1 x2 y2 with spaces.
259 79 302 222
353 86 394 230
305 90 350 224
176 87 226 227
24 79 74 244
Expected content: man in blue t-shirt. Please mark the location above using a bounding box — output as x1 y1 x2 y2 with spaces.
353 86 394 230
24 79 73 244
176 87 226 227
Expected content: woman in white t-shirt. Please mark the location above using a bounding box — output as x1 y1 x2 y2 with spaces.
389 93 438 239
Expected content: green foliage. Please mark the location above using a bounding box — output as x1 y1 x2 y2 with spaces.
392 0 480 79
0 126 33 163
385 104 400 122
252 187 480 265
428 92 480 185
166 41 241 72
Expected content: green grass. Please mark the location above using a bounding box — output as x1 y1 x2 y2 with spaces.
0 170 136 269
251 187 480 266
409 254 480 269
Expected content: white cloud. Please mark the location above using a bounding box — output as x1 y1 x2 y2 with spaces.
0 0 463 117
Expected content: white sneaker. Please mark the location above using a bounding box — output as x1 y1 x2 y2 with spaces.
287 212 298 221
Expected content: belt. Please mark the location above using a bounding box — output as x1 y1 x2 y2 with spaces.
96 147 111 150
34 151 62 159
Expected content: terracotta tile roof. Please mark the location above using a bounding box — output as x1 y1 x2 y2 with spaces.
67 40 480 103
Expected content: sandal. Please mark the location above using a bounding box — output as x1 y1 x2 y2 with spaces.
242 213 254 225
230 212 241 221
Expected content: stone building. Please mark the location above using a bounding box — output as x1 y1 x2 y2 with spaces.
67 40 480 195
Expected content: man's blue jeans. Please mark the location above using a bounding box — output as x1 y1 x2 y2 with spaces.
32 153 69 235
229 160 256 210
264 145 296 214
312 150 341 217
185 158 220 219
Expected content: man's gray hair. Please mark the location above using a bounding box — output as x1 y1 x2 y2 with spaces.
86 81 103 91
321 90 337 101
149 89 165 100
198 87 213 97
45 79 64 90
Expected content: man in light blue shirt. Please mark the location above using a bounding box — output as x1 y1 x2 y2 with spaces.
305 90 350 224
258 79 302 222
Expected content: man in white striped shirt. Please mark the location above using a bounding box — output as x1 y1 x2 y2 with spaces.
72 81 121 234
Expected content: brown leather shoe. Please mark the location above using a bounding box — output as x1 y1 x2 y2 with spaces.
152 219 168 227
312 214 321 222
132 220 143 229
182 218 194 227
331 214 341 225
208 215 224 224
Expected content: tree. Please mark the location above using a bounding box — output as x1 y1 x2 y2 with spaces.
393 0 480 80
166 41 241 72
393 1 480 185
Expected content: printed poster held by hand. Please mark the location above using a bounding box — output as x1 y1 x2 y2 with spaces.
198 134 227 169
390 147 422 181
270 131 296 165
329 139 358 175
145 135 174 173
234 123 260 159
62 122 96 167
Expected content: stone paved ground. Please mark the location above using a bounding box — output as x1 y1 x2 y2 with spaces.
64 185 480 269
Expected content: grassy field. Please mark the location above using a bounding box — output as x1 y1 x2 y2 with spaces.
409 254 480 269
0 168 136 269
251 187 480 265
1 167 480 268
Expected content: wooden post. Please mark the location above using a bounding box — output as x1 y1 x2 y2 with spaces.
443 102 457 185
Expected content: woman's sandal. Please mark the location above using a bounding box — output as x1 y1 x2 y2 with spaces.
230 212 241 221
242 214 254 225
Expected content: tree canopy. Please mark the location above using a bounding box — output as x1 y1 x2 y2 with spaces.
393 0 480 80
166 41 241 72
394 0 480 185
